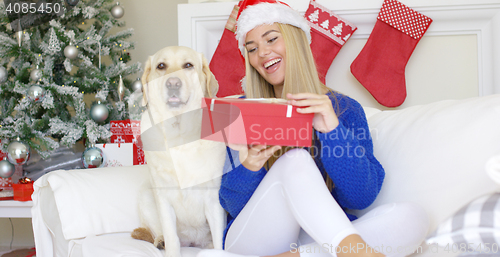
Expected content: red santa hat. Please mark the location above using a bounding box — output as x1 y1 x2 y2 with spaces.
235 0 311 54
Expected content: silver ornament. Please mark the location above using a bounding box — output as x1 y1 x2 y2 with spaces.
66 0 79 6
90 102 109 123
0 157 15 178
27 85 45 102
0 67 7 83
111 3 124 19
81 146 105 168
118 75 125 101
64 44 79 59
30 67 42 81
16 30 23 47
131 77 143 92
7 140 30 165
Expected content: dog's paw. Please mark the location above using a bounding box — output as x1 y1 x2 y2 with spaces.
131 227 154 244
154 236 165 250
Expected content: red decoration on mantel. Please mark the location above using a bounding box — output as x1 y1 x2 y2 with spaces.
110 120 146 165
378 0 432 40
13 177 34 201
350 0 432 107
210 4 246 98
305 0 357 84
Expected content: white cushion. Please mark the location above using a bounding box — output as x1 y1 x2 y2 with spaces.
46 165 150 240
352 94 500 233
70 233 203 257
362 106 382 120
486 154 500 185
79 233 163 257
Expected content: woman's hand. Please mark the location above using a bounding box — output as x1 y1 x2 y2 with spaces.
229 144 281 171
286 93 339 133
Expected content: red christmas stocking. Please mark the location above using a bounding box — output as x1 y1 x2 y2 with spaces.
350 0 432 107
305 0 357 84
209 4 246 98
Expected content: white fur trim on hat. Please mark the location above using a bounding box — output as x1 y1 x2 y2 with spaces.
236 2 311 54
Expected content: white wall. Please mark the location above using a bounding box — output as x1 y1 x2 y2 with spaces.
111 0 189 80
0 218 34 250
328 35 479 110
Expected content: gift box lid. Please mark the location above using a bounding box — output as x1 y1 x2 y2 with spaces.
204 97 311 118
202 97 314 147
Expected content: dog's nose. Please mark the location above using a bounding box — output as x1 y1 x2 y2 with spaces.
166 77 182 90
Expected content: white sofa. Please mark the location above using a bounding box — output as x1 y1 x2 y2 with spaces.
32 94 500 257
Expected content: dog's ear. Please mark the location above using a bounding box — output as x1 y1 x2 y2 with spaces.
201 54 219 98
141 56 152 105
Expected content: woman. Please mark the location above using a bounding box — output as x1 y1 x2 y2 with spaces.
198 1 429 257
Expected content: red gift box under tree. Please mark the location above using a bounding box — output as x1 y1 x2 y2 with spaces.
110 120 146 165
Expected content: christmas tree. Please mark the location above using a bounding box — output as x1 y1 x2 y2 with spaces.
0 0 142 160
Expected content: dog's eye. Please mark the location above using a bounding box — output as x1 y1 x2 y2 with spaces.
183 63 193 69
157 63 166 70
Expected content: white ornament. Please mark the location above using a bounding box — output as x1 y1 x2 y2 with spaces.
90 102 109 123
131 77 142 92
48 28 61 53
111 3 124 19
0 66 7 83
64 43 79 59
0 157 15 179
30 66 42 81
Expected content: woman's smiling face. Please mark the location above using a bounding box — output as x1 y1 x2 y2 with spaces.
245 23 286 88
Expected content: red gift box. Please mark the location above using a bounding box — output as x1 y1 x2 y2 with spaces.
13 182 34 201
110 120 146 165
202 98 314 147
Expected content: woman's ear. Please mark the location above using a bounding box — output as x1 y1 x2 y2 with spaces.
141 56 152 105
201 54 219 98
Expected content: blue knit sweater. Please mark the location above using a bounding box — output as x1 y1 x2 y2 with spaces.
219 92 385 246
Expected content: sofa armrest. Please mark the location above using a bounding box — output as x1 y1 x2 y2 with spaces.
33 174 63 257
32 165 150 257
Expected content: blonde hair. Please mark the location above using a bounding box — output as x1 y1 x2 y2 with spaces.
244 23 326 98
243 23 336 190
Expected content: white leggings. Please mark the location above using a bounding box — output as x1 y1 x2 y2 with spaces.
225 149 429 257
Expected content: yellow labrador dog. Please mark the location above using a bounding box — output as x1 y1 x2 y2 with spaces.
132 46 226 256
